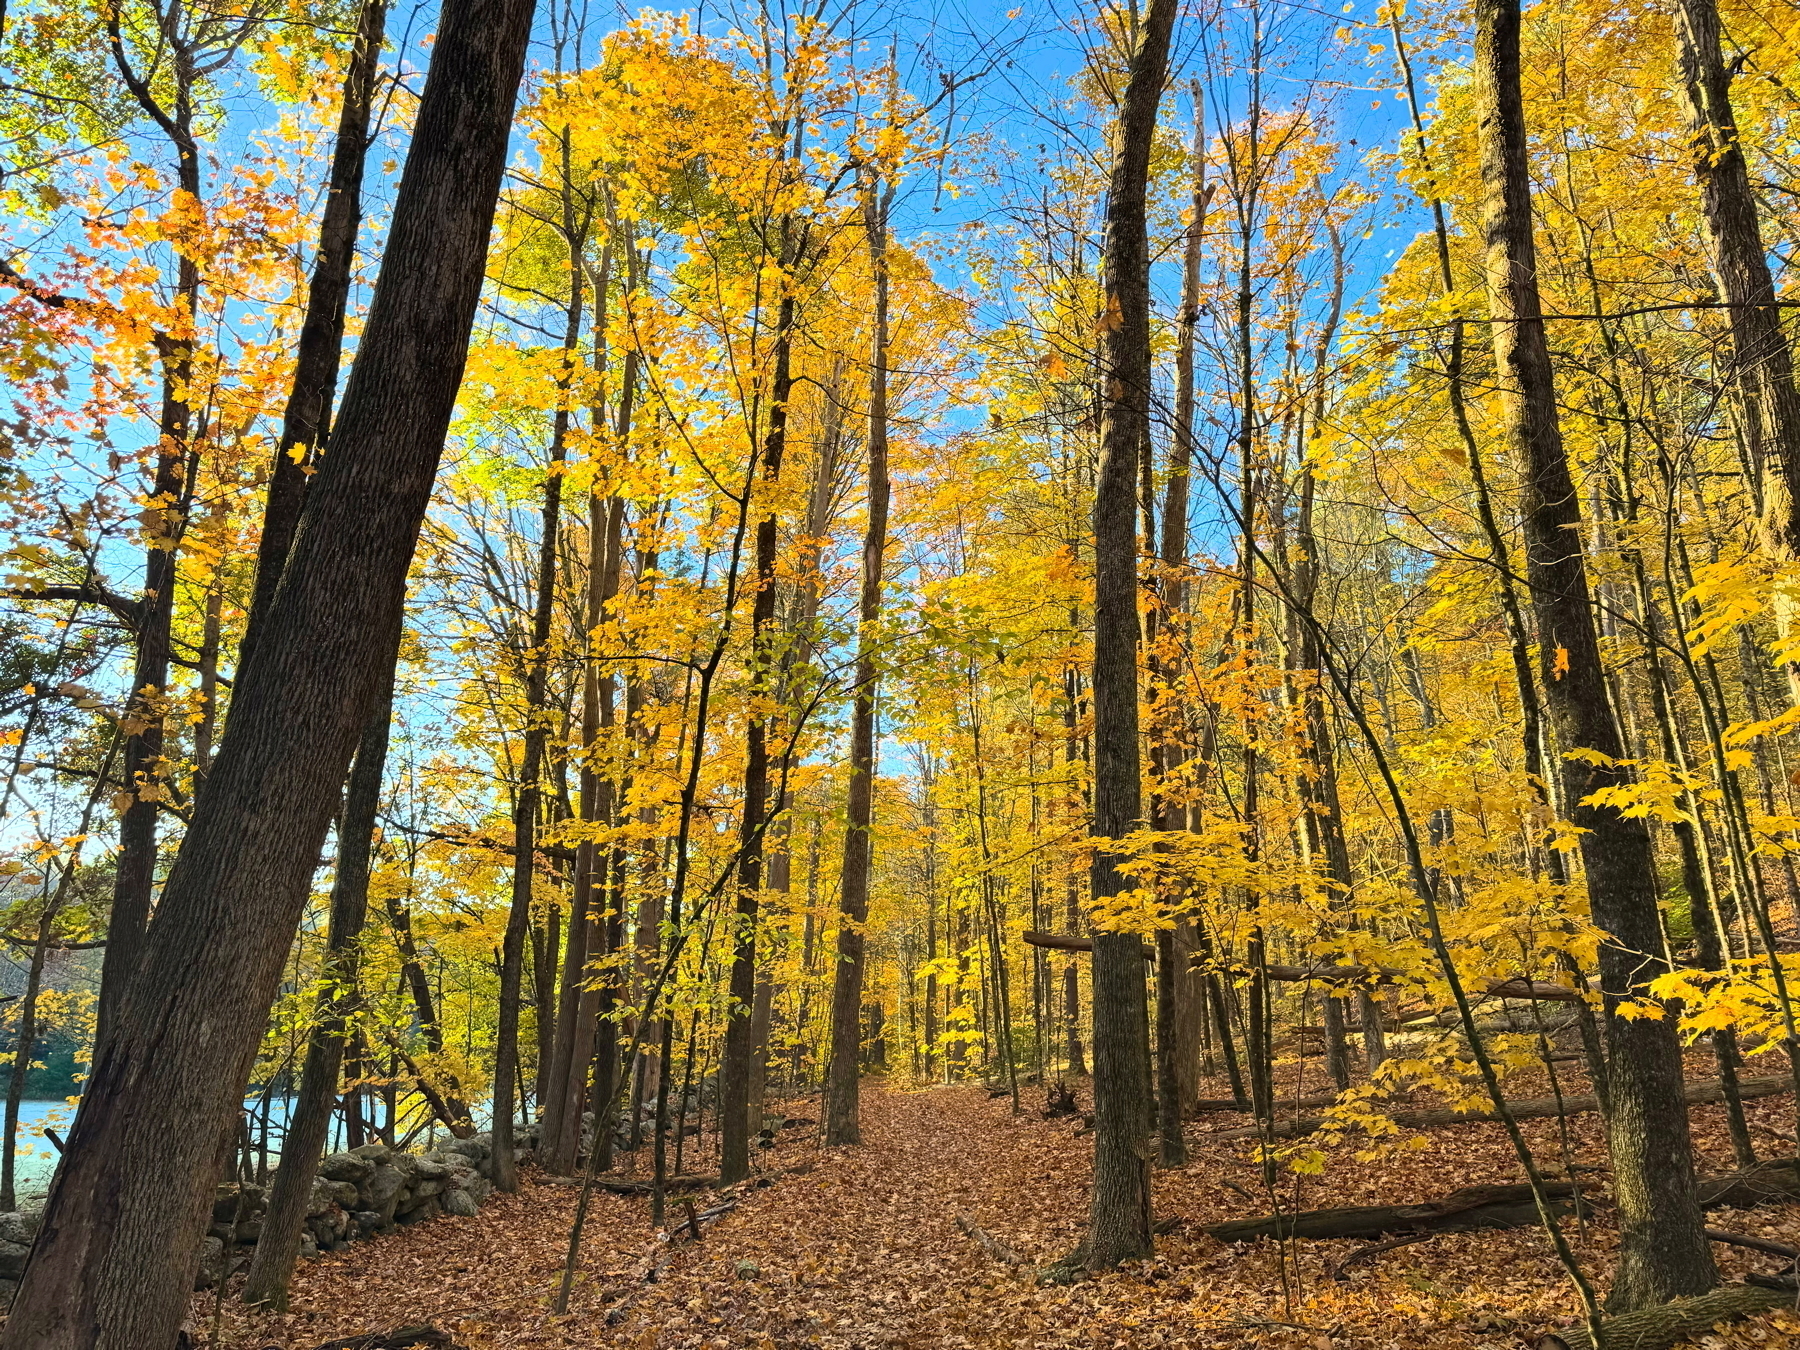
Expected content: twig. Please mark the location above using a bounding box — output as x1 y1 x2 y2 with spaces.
955 1211 1029 1267
1331 1232 1434 1281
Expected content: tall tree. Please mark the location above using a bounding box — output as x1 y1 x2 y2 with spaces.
824 164 895 1147
1671 0 1800 562
1472 0 1717 1312
0 0 537 1336
1077 0 1177 1273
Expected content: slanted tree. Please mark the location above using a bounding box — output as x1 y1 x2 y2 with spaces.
241 673 394 1310
1472 0 1717 1312
0 0 537 1336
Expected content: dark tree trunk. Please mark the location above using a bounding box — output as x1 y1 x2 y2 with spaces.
490 185 585 1195
824 173 894 1148
1080 0 1177 1273
1672 0 1800 558
242 676 394 1310
0 0 535 1338
1473 0 1716 1312
243 0 388 655
720 285 796 1184
94 24 205 1056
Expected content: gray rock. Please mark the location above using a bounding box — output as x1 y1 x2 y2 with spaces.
317 1152 374 1185
207 1221 235 1242
0 1240 30 1278
395 1195 440 1225
364 1162 407 1224
298 1231 319 1259
414 1156 449 1180
212 1182 263 1222
409 1178 444 1201
194 1236 225 1290
0 1210 37 1247
441 1133 491 1162
323 1178 359 1210
305 1176 337 1217
442 1188 478 1218
0 1276 17 1303
349 1209 385 1236
463 1175 493 1206
235 1218 263 1243
348 1141 393 1162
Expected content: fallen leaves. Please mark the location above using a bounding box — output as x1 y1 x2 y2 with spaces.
199 1057 1800 1349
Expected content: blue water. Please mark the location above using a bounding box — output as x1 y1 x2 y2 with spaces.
7 1100 76 1201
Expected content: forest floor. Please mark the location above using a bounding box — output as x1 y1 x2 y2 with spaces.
201 1060 1800 1350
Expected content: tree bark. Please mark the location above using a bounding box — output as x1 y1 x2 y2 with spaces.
490 157 586 1195
243 0 389 656
0 0 535 1338
825 169 894 1148
94 17 206 1056
1672 0 1800 560
720 281 796 1184
1079 0 1177 1273
1472 0 1716 1312
242 676 394 1310
1539 1285 1797 1350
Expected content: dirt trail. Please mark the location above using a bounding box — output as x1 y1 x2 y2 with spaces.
206 1081 1800 1350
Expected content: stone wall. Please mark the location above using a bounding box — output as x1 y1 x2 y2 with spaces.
0 1131 508 1302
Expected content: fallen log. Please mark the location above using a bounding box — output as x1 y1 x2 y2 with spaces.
1023 930 1152 959
1021 936 1596 1005
1537 1285 1797 1350
1202 1075 1792 1143
1205 1181 1588 1244
1698 1156 1800 1210
1208 1160 1800 1249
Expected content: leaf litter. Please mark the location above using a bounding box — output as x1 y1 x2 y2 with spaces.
201 1066 1800 1350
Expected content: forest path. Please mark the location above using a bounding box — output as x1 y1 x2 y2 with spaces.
208 1077 1800 1349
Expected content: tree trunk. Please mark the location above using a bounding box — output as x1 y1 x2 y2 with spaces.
0 0 535 1337
720 282 796 1184
824 171 894 1148
491 221 584 1192
95 83 201 1059
1472 0 1715 1309
243 0 388 654
1080 0 1176 1273
242 677 394 1310
1672 0 1800 560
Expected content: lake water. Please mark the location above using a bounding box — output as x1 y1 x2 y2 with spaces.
1 1092 500 1205
8 1099 77 1201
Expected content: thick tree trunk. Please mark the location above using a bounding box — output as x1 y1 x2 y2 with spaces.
824 174 894 1148
242 677 394 1310
1472 0 1717 1313
0 0 535 1338
1080 0 1177 1273
1672 0 1800 559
